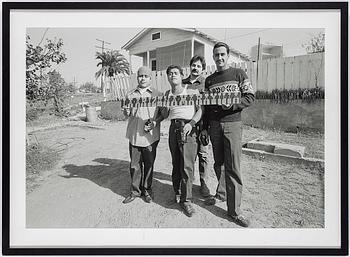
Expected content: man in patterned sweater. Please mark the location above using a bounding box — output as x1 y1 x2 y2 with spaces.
202 42 255 227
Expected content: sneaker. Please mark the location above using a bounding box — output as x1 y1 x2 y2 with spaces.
122 194 137 204
180 202 195 217
229 214 250 227
200 184 211 197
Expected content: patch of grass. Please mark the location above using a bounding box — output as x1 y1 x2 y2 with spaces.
63 93 108 107
26 144 61 193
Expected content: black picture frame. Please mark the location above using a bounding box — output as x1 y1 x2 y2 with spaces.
2 2 348 255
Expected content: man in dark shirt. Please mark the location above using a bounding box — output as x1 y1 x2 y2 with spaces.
202 42 255 227
182 55 210 198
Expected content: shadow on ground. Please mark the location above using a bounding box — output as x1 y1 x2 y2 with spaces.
61 158 181 211
153 170 231 221
61 159 231 220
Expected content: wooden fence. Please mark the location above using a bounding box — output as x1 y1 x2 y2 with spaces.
249 52 324 92
107 52 324 100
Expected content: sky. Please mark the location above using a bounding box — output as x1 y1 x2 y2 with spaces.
27 27 324 87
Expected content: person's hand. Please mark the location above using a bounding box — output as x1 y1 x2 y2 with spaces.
144 120 156 132
199 129 208 138
199 129 209 146
183 123 193 136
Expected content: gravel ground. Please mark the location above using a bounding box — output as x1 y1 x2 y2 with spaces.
26 119 324 228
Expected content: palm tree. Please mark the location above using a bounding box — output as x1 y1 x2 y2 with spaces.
95 50 130 97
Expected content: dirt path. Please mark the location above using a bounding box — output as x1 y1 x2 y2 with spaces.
26 121 324 228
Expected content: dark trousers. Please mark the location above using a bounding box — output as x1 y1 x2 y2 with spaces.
169 121 198 203
209 120 243 216
197 142 209 187
129 141 159 197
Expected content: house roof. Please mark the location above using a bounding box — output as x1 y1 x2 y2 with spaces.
121 28 251 61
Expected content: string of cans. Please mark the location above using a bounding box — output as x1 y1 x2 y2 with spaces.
120 92 241 108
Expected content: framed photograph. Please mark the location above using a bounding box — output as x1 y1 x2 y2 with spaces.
3 2 348 255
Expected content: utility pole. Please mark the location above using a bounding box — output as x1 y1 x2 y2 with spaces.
95 38 111 53
95 39 111 98
257 37 261 61
256 37 261 91
72 76 77 88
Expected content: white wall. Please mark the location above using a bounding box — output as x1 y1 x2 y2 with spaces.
128 28 193 55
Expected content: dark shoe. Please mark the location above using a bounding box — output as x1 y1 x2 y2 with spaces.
200 184 211 197
144 195 152 203
214 194 226 202
180 202 195 217
230 214 250 227
204 197 216 205
204 195 225 205
122 195 136 204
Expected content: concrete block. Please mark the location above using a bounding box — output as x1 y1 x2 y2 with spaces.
246 141 275 153
242 148 324 171
274 144 305 158
246 140 305 158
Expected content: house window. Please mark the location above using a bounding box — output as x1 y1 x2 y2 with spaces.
151 32 161 41
151 59 157 71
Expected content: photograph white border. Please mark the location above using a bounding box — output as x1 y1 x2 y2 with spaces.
10 9 341 248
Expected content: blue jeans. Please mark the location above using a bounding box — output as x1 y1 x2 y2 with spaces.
209 120 243 216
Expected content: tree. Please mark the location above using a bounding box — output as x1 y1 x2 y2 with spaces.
66 82 77 94
79 82 97 93
46 70 67 115
26 35 67 104
95 50 130 97
302 32 325 54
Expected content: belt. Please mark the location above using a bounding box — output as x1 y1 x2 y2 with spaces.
171 119 190 124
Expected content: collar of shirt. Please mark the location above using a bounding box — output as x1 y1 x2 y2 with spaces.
133 86 152 95
183 75 205 85
183 76 196 85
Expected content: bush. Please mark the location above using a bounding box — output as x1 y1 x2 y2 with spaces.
26 107 43 121
26 144 61 175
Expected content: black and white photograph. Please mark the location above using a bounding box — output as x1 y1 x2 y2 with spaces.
25 26 325 228
3 2 347 255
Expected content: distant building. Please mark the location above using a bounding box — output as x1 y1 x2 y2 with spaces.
122 28 251 72
250 43 283 62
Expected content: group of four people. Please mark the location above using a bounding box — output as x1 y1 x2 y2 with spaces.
122 42 255 227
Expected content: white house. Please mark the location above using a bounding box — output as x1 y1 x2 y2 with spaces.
122 28 251 73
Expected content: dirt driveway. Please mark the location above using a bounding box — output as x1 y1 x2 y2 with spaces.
26 120 324 228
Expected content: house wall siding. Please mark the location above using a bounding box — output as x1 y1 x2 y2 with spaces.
128 28 194 55
192 35 245 69
156 40 192 71
193 35 216 68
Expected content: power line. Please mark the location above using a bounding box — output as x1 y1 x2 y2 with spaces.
221 28 273 41
38 28 49 46
95 38 111 53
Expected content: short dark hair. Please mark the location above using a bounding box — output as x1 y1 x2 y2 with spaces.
166 65 183 76
213 42 230 54
189 55 206 70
